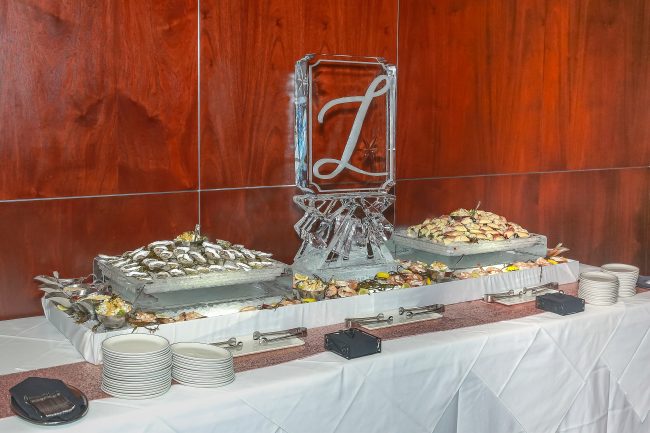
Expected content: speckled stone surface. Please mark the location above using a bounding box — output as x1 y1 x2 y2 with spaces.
0 282 601 419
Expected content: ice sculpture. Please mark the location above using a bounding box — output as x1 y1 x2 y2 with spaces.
293 54 397 280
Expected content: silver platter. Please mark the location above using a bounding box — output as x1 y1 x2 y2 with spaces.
97 259 287 295
392 229 547 257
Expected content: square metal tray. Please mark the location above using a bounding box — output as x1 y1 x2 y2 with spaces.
392 229 547 257
96 259 287 295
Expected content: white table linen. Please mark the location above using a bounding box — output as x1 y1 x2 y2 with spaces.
1 289 650 432
43 260 580 364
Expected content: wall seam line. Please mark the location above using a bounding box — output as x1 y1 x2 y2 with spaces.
397 166 650 182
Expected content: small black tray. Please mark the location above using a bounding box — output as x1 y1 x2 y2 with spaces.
324 328 381 360
536 292 585 316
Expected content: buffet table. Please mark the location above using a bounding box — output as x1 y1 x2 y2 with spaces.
1 285 650 432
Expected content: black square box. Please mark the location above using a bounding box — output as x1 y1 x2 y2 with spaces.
324 328 381 360
536 292 585 316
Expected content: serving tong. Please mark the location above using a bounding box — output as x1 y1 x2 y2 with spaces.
345 313 394 329
483 282 561 303
253 327 307 345
399 304 445 319
210 337 244 350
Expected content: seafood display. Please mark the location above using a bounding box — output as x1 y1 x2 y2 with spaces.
35 273 207 331
97 236 276 284
453 257 568 279
287 254 568 302
96 296 132 317
93 228 286 295
406 208 530 245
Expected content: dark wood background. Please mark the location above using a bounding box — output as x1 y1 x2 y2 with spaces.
0 0 647 319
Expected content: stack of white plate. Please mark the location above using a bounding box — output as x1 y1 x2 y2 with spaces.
101 334 172 399
601 263 640 298
578 271 619 306
171 343 235 388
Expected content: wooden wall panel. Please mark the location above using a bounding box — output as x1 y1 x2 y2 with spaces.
566 0 650 169
200 188 301 264
0 193 198 319
395 168 648 273
397 0 650 179
0 0 198 199
199 0 398 189
0 0 647 320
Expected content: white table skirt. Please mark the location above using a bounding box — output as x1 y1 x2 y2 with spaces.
2 290 650 432
43 260 580 364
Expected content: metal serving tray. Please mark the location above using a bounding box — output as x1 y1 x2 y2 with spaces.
392 229 547 257
96 259 287 295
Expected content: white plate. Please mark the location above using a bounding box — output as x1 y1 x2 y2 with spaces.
172 370 235 381
103 354 172 367
103 358 172 370
601 263 640 274
102 352 172 365
172 369 234 381
174 376 235 387
102 382 170 395
578 292 617 299
171 343 233 362
102 373 171 385
102 375 171 387
101 383 171 400
172 360 233 368
579 279 618 285
172 361 233 371
579 279 618 286
102 379 171 392
103 367 171 381
581 297 617 303
580 271 619 283
174 376 235 388
578 291 618 298
102 334 170 356
578 287 617 294
172 365 235 376
578 286 617 293
103 346 171 356
584 299 617 306
578 288 617 296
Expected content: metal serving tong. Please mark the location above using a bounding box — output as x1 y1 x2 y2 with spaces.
398 304 445 319
211 337 243 350
253 327 307 345
345 313 393 329
483 282 561 303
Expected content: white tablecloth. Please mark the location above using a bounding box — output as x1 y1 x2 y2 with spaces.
2 291 650 432
43 260 580 364
0 316 83 375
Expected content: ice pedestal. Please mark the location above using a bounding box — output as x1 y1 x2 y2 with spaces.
292 192 397 280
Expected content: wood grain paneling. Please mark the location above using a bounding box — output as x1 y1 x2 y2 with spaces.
200 187 301 264
565 0 650 169
397 0 650 179
200 0 398 189
0 193 198 320
395 168 648 273
0 0 198 200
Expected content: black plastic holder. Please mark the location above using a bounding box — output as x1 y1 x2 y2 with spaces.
324 328 382 360
536 292 585 316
